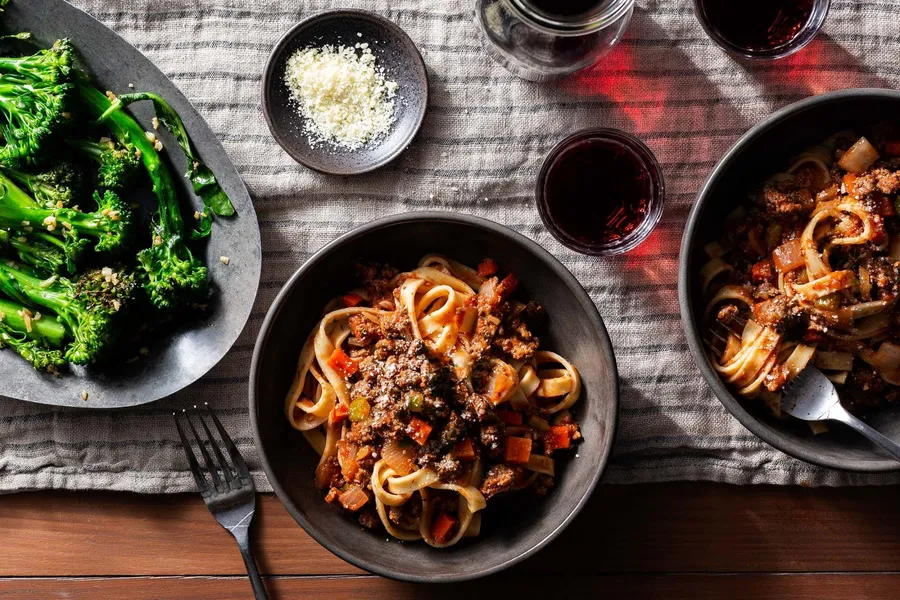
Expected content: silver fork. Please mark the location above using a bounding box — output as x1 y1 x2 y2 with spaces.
174 404 269 599
781 366 900 461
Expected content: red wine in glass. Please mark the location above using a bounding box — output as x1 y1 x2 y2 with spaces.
696 0 818 55
537 129 664 256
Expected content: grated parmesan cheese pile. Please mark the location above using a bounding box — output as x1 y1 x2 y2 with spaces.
284 43 399 150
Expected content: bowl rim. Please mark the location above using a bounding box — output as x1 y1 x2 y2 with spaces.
260 8 429 175
249 210 620 582
678 87 900 473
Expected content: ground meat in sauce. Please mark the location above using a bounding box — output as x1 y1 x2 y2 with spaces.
532 474 555 496
762 182 815 216
358 509 380 529
479 464 518 499
307 259 581 535
349 314 382 345
716 303 740 325
853 167 900 197
479 424 504 459
752 296 800 330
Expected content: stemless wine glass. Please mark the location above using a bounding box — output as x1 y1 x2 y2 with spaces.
475 0 635 82
693 0 831 60
536 128 665 256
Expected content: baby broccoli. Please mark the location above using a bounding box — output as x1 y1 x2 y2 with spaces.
77 82 208 310
0 263 135 364
1 162 83 208
0 228 76 275
0 296 66 371
67 137 140 192
0 38 73 84
0 172 132 254
0 76 72 167
100 91 234 238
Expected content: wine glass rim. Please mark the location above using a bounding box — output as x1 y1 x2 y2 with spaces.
507 0 635 34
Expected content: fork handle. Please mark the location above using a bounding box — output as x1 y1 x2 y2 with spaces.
832 409 900 462
234 532 269 600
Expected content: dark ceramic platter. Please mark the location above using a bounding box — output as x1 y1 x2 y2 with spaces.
261 10 428 175
250 212 619 582
0 0 261 409
679 89 900 472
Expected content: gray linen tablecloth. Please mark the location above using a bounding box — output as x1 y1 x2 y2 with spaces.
1 0 900 493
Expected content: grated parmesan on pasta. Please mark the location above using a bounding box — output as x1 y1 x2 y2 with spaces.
284 43 399 150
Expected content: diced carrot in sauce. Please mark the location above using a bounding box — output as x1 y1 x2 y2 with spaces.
870 215 887 245
843 172 857 190
432 512 457 544
885 141 900 156
496 409 523 426
751 259 776 284
408 417 433 446
544 426 571 453
477 258 499 277
504 436 532 464
497 273 519 298
341 293 364 307
499 273 519 298
331 403 349 424
328 348 358 378
452 438 476 461
338 442 360 481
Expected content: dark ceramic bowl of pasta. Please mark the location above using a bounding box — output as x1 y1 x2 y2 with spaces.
250 211 618 582
680 88 900 472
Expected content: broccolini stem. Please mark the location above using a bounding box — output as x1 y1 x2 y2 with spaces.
0 297 66 346
75 83 182 237
0 262 70 316
0 165 39 208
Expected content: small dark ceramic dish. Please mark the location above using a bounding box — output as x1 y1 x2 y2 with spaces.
0 0 261 409
261 10 428 175
680 88 900 472
250 212 619 582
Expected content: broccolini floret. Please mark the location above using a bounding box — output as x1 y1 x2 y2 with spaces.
67 137 141 192
1 162 83 208
0 170 132 254
0 263 135 364
0 76 72 167
0 38 73 83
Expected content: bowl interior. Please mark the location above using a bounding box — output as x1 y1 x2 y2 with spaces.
251 214 618 581
262 10 428 175
682 91 900 471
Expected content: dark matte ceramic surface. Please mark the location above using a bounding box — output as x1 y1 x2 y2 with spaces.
261 10 428 175
0 0 261 409
679 89 900 472
250 212 619 582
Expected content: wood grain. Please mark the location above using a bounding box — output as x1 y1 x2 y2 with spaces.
2 574 899 600
2 482 900 578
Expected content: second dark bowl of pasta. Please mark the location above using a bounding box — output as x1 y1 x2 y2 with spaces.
680 88 900 472
250 211 618 582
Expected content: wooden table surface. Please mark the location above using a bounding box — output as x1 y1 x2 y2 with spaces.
1 482 898 599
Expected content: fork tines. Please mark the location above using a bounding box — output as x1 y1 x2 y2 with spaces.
174 404 252 496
